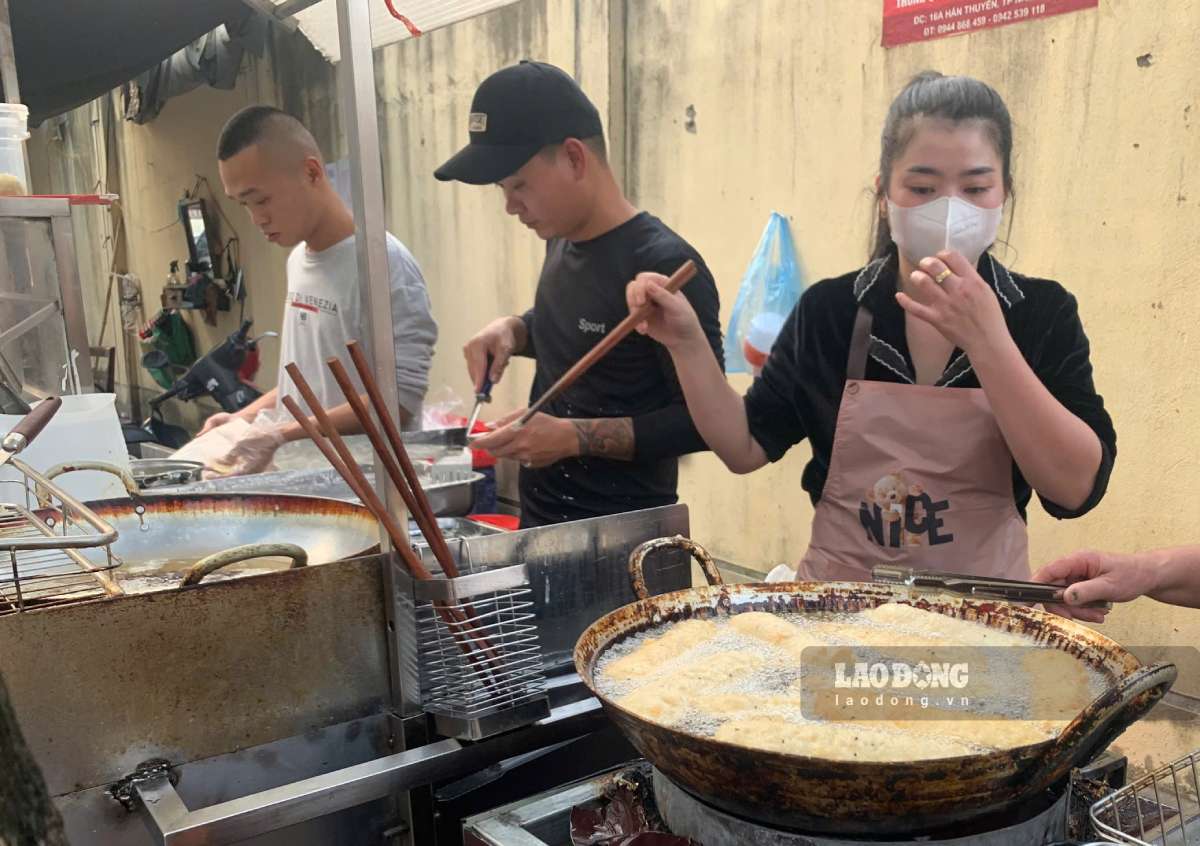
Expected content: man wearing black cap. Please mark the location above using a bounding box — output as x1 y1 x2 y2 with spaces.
438 60 724 528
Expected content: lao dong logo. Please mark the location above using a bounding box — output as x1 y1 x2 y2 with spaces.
835 660 969 690
831 660 971 712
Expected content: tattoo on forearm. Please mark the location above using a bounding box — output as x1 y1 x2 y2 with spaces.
572 418 635 461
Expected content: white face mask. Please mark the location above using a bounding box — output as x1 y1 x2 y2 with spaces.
887 195 1003 267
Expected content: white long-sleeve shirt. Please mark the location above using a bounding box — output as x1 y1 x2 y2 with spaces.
276 233 437 424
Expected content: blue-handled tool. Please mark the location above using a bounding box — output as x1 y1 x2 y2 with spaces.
465 354 494 434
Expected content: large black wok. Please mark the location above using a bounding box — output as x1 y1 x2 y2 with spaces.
574 536 1176 837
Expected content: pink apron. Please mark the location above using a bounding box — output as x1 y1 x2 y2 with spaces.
797 307 1030 582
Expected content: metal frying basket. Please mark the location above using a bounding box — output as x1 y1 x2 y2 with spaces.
0 456 122 613
394 549 550 741
1091 748 1200 845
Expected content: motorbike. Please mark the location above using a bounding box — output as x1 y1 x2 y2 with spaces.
126 320 277 451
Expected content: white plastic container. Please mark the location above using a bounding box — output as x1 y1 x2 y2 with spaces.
741 311 787 376
0 103 30 195
0 394 131 502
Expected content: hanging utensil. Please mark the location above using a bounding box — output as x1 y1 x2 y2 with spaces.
0 396 62 469
871 564 1112 609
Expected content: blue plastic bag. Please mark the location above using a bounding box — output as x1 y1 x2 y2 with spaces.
723 212 806 375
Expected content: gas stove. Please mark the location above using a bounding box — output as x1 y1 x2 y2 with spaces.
463 759 1128 846
651 766 1067 845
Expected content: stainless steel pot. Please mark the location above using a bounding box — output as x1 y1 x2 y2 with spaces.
35 463 380 591
81 492 379 590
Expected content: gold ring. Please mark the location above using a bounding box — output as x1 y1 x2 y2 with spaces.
934 268 953 284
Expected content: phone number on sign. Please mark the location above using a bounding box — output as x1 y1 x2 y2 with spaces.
916 3 1047 38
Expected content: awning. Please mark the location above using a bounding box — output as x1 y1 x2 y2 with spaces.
12 0 252 125
268 0 522 63
12 0 522 125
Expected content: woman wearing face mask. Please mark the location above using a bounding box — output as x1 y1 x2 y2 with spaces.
625 71 1116 581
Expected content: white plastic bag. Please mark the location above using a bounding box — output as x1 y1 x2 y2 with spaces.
171 414 282 475
724 212 806 375
765 564 797 583
171 417 256 472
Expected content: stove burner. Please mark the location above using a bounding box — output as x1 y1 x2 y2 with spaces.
651 768 1071 846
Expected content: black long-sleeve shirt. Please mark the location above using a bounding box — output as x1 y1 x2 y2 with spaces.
516 212 723 527
745 248 1116 521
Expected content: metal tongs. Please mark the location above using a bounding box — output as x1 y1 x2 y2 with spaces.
872 565 1111 609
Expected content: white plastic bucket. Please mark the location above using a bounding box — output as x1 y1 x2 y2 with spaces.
0 103 30 194
0 394 132 502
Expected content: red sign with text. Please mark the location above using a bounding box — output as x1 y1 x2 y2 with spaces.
883 0 1097 47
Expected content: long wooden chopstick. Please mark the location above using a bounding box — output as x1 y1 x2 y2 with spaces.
517 259 697 426
285 363 505 683
279 396 371 504
335 347 507 674
325 357 460 579
345 341 457 575
284 364 433 581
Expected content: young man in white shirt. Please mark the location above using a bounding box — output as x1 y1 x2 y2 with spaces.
201 106 437 474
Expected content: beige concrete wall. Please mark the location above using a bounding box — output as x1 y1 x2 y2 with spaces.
31 1 1200 688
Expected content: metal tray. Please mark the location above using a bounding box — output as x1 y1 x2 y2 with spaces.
414 504 692 674
159 465 483 516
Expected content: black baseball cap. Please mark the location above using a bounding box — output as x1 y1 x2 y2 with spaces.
434 60 603 185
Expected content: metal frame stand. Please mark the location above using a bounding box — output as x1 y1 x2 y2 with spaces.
131 699 607 845
334 0 401 444
0 197 94 395
333 1 414 840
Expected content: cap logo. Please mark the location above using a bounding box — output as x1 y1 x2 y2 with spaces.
469 112 488 132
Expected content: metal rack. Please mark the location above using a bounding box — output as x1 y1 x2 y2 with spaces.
0 455 121 613
0 196 94 398
396 553 550 741
1091 748 1200 845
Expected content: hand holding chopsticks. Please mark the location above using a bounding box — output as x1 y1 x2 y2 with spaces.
467 260 698 469
516 259 697 426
